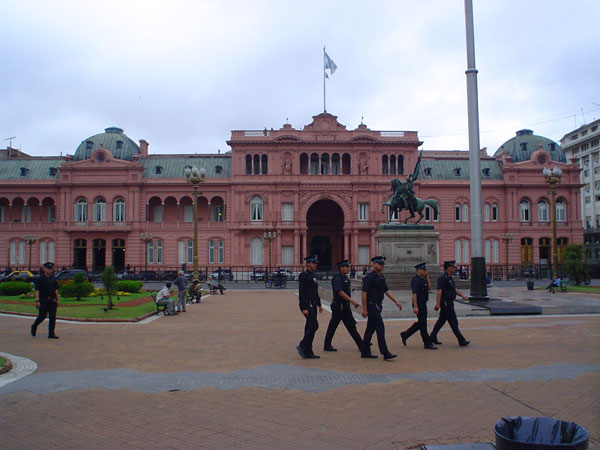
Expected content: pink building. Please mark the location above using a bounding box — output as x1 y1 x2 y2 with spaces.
0 113 583 276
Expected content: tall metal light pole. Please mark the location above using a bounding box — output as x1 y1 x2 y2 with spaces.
464 0 488 301
500 232 513 280
185 166 206 282
543 167 562 278
139 232 153 276
24 234 37 270
263 230 277 275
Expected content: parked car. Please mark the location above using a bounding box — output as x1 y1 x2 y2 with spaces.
271 268 295 280
250 270 267 281
161 270 179 281
55 269 90 281
211 269 233 281
135 271 161 281
1 270 37 283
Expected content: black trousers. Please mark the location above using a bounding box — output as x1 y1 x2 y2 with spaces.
324 302 363 351
362 303 390 356
299 306 319 355
431 303 465 343
403 302 432 346
32 299 57 336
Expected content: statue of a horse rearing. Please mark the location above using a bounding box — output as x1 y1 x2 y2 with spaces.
382 193 439 225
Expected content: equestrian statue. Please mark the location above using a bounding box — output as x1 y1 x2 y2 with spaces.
381 150 439 224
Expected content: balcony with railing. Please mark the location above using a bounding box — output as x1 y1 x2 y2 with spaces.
0 221 57 230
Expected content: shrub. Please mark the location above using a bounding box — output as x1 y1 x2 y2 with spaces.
115 280 143 293
0 281 33 296
101 266 118 310
59 274 94 300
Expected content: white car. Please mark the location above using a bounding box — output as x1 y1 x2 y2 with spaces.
271 269 295 280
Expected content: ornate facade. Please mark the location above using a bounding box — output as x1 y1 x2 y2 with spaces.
0 113 583 274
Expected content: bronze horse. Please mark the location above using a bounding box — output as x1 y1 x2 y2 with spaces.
382 179 439 224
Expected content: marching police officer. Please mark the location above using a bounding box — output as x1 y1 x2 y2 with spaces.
430 260 470 347
297 256 323 359
361 256 402 360
31 262 60 339
323 260 363 352
400 262 437 350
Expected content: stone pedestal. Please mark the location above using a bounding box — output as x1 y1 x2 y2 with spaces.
375 224 439 289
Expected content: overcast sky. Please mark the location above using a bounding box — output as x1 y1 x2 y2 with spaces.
1 0 598 157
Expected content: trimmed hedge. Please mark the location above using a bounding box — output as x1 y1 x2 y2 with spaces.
0 281 33 296
58 279 94 299
115 280 143 293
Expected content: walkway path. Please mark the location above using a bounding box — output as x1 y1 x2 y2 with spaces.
1 290 598 449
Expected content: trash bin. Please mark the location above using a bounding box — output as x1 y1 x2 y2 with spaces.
527 280 535 290
495 416 589 450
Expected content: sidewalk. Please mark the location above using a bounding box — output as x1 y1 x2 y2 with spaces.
1 289 598 449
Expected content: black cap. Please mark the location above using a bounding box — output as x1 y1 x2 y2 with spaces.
43 262 54 269
337 259 350 267
443 260 456 269
304 256 318 263
371 256 386 264
415 262 427 270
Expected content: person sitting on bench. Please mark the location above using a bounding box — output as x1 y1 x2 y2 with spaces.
188 280 202 303
156 282 177 315
547 276 560 294
209 276 225 295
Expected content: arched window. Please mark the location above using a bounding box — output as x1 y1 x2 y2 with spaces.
94 198 106 222
331 153 340 174
310 153 319 175
455 203 461 221
250 195 263 221
382 155 389 175
390 155 396 175
397 155 404 174
114 198 125 222
557 237 568 263
342 153 351 174
253 154 260 175
245 155 252 175
492 203 498 221
520 237 533 264
520 199 530 222
300 153 309 174
462 203 469 222
261 154 268 175
250 237 264 265
556 199 566 222
537 199 549 222
75 198 87 222
484 203 490 222
320 153 330 175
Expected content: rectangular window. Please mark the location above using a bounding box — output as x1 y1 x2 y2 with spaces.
585 183 591 192
596 216 600 228
22 205 31 223
462 240 469 262
187 241 193 264
208 240 215 264
586 216 592 229
18 241 25 264
147 241 154 263
358 203 369 221
282 203 294 222
455 205 461 221
212 205 224 222
282 246 293 265
156 241 163 264
0 206 4 223
455 240 461 262
48 205 56 222
40 241 47 265
584 169 590 177
484 204 490 222
492 239 499 263
485 240 491 262
358 246 370 265
595 181 600 191
492 204 498 221
48 241 55 263
154 205 163 222
93 203 106 222
585 197 591 204
462 204 469 222
218 240 224 264
10 242 17 264
178 241 185 264
184 205 193 222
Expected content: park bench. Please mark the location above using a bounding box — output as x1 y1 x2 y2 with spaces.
151 293 168 315
559 280 569 292
207 282 218 295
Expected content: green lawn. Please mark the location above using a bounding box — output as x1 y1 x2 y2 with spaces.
0 291 153 306
0 301 157 319
536 285 600 293
0 357 6 367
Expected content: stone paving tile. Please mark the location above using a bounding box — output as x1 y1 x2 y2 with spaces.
0 289 599 449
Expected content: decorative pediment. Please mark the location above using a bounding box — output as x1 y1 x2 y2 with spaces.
274 135 302 142
303 112 347 131
349 135 378 143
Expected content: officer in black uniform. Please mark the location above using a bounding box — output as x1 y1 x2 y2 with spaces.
430 260 470 347
323 260 363 352
296 256 323 359
31 262 60 339
361 256 402 360
400 262 437 349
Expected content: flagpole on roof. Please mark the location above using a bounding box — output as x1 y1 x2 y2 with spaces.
323 46 327 112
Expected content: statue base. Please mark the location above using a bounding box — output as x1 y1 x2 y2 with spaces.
375 224 439 289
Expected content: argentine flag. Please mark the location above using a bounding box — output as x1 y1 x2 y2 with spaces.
324 50 337 78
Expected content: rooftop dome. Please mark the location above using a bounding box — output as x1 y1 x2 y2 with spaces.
494 129 565 163
74 127 140 161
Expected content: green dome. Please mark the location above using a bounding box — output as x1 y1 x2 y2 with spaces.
74 127 140 161
494 129 565 163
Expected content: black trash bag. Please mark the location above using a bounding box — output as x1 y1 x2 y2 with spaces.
495 416 589 449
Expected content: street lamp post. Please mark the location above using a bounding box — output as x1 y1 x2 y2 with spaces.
263 231 277 275
500 232 513 280
24 234 37 270
139 232 153 277
543 167 562 279
185 166 206 282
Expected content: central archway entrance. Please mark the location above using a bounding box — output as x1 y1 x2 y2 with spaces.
306 199 344 269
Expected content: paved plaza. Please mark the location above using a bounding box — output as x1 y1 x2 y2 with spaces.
1 288 599 449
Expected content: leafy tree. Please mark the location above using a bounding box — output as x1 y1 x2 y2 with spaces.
101 266 118 310
563 244 587 285
71 273 94 301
